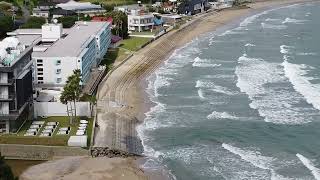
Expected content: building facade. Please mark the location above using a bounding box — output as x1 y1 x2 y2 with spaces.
31 22 111 90
128 10 154 32
8 21 111 95
0 37 34 133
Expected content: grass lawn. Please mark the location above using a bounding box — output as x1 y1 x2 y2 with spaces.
101 48 131 67
0 116 93 146
120 37 152 51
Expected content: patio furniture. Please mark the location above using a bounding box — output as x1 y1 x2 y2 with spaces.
80 120 88 124
78 126 86 130
43 129 53 133
76 131 85 136
27 128 38 133
30 124 41 129
79 124 87 127
44 126 54 130
47 122 58 126
32 121 45 125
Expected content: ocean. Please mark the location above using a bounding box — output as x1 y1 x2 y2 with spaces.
138 2 320 180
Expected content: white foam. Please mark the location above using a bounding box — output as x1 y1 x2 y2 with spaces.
296 154 320 180
198 89 205 99
235 54 313 124
282 61 320 110
280 45 293 54
261 23 287 30
219 30 244 36
192 57 221 68
207 111 238 120
222 143 292 180
222 143 274 170
265 18 282 22
196 80 236 95
282 17 307 24
245 43 256 47
296 52 317 56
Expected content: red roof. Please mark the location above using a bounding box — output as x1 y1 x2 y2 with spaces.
91 16 113 23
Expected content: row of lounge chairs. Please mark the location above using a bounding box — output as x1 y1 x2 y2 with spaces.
24 121 45 136
40 122 59 137
76 120 88 136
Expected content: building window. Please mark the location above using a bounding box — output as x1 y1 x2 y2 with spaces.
37 63 43 67
38 81 43 84
37 68 43 72
37 59 43 63
38 77 43 80
56 78 62 83
38 72 43 75
56 69 61 74
56 60 61 65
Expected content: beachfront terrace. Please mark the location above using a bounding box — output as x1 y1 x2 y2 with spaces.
0 116 93 147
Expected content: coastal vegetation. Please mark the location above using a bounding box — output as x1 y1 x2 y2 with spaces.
0 155 16 180
60 70 82 124
21 16 45 28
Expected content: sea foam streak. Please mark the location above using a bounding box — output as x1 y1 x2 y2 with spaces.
282 61 320 110
296 154 320 180
192 57 221 68
282 17 307 24
196 80 236 95
207 111 238 120
261 23 287 30
222 144 291 179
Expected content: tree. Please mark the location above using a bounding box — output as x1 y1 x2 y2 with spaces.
57 16 77 28
105 11 128 38
0 155 15 180
0 16 14 38
80 94 97 118
21 16 46 29
60 69 82 124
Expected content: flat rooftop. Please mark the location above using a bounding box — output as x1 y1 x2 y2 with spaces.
34 21 109 57
10 21 110 58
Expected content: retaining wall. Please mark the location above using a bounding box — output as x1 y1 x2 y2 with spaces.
0 144 88 160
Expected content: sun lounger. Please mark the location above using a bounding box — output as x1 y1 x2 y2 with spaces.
80 120 88 124
78 126 86 130
76 131 85 136
32 121 45 125
24 132 36 136
30 124 41 129
47 122 58 126
27 128 38 133
79 124 87 127
44 126 54 130
59 127 71 131
43 129 53 133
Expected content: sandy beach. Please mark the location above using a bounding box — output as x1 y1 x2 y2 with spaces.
20 0 316 179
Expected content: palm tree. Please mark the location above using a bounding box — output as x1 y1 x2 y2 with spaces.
60 69 81 124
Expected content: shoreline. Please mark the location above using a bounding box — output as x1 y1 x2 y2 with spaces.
19 0 316 179
135 0 317 179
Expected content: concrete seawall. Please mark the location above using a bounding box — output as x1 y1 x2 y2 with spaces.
0 144 88 160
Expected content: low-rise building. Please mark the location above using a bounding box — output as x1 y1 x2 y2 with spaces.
178 0 210 15
0 37 36 133
56 0 106 16
128 10 154 32
32 1 56 18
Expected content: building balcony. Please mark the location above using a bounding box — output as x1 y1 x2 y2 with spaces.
0 95 14 101
0 79 14 86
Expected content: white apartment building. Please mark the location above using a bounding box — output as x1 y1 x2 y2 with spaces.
128 10 154 32
9 21 112 92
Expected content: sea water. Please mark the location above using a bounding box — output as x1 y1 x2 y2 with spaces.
138 2 320 180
